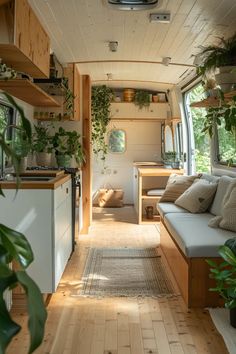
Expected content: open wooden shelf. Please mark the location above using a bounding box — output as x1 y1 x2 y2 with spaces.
141 214 160 224
0 79 60 107
190 90 236 108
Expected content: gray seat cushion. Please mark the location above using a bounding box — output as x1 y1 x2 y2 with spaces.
157 202 188 218
164 213 236 258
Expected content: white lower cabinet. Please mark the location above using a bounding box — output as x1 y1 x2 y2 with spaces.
0 178 72 293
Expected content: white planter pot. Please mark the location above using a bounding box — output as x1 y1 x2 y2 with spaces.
215 71 236 93
36 152 52 167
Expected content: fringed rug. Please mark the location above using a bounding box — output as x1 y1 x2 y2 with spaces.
79 248 176 297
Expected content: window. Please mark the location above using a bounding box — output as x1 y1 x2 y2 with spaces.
184 84 211 173
0 100 15 139
0 99 16 168
217 125 236 166
108 129 126 153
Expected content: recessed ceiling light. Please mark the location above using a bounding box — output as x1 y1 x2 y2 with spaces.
107 0 159 11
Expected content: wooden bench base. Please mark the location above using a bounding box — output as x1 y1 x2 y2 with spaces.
160 221 223 308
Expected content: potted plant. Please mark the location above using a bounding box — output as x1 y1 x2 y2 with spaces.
0 93 47 354
162 151 180 169
32 124 53 166
52 126 84 167
13 126 32 172
207 238 236 328
134 90 150 109
195 32 236 92
91 85 114 160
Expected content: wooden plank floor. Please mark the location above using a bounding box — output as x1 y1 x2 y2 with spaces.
7 206 228 354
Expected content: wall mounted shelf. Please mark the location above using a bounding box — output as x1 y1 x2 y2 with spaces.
0 79 60 107
190 90 236 108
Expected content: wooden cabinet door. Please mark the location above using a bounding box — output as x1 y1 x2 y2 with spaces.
14 0 50 78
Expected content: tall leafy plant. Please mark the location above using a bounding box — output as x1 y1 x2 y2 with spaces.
0 93 47 354
91 85 113 160
195 32 236 77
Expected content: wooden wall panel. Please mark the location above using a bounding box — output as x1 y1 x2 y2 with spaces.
81 75 92 234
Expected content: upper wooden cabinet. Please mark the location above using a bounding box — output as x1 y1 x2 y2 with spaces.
0 0 50 78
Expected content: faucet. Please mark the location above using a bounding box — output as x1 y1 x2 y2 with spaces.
0 124 23 180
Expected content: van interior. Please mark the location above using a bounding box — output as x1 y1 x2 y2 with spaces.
0 0 236 353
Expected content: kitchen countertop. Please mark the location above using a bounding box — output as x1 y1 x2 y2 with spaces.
138 167 184 177
0 170 71 190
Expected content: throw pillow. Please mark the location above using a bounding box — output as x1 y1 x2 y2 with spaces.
219 181 236 232
210 176 235 216
159 174 199 203
175 179 218 213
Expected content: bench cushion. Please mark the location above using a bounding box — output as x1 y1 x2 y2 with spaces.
157 202 188 218
164 213 236 258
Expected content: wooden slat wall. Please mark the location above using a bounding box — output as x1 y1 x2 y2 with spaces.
81 75 92 234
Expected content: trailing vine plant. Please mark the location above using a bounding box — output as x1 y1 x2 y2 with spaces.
202 91 236 165
134 90 150 109
91 85 114 160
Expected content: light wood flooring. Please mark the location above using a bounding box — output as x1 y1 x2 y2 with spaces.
8 206 228 354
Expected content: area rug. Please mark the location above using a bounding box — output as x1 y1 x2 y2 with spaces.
209 308 236 354
79 248 175 297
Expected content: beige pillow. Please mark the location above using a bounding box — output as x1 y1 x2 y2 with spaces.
216 181 236 232
159 174 199 203
175 179 217 213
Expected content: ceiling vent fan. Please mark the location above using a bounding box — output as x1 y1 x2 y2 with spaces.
107 0 159 11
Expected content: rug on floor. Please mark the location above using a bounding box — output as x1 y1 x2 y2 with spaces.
209 308 236 354
79 248 176 297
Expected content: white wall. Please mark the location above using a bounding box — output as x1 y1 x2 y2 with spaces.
93 120 162 204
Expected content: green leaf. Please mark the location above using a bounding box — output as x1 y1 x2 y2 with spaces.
16 271 47 354
219 245 236 266
0 224 33 268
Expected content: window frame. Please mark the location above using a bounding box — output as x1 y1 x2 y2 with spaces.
107 128 126 154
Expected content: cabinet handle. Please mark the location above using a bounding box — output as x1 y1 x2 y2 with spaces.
66 188 69 194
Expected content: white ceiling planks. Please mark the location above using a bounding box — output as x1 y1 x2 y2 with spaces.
29 0 236 89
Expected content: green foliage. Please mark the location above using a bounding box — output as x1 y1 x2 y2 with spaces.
134 90 150 109
188 85 211 173
32 124 53 153
0 93 47 354
91 85 114 160
52 126 84 165
207 238 236 309
61 77 75 117
195 32 236 77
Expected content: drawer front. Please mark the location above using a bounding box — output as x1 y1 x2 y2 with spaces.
55 179 72 209
54 226 72 290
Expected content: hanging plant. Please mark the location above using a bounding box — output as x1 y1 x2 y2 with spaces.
91 85 114 160
61 77 75 117
134 90 150 109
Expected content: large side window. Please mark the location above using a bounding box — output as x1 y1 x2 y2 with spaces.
184 84 211 173
217 123 236 166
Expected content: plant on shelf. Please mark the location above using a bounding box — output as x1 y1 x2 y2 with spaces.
0 93 47 354
32 123 53 166
195 32 236 77
202 93 236 136
0 61 17 80
52 126 84 167
162 151 181 169
91 85 114 160
207 238 236 328
134 90 150 109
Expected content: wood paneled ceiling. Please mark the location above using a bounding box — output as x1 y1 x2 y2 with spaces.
29 0 236 90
